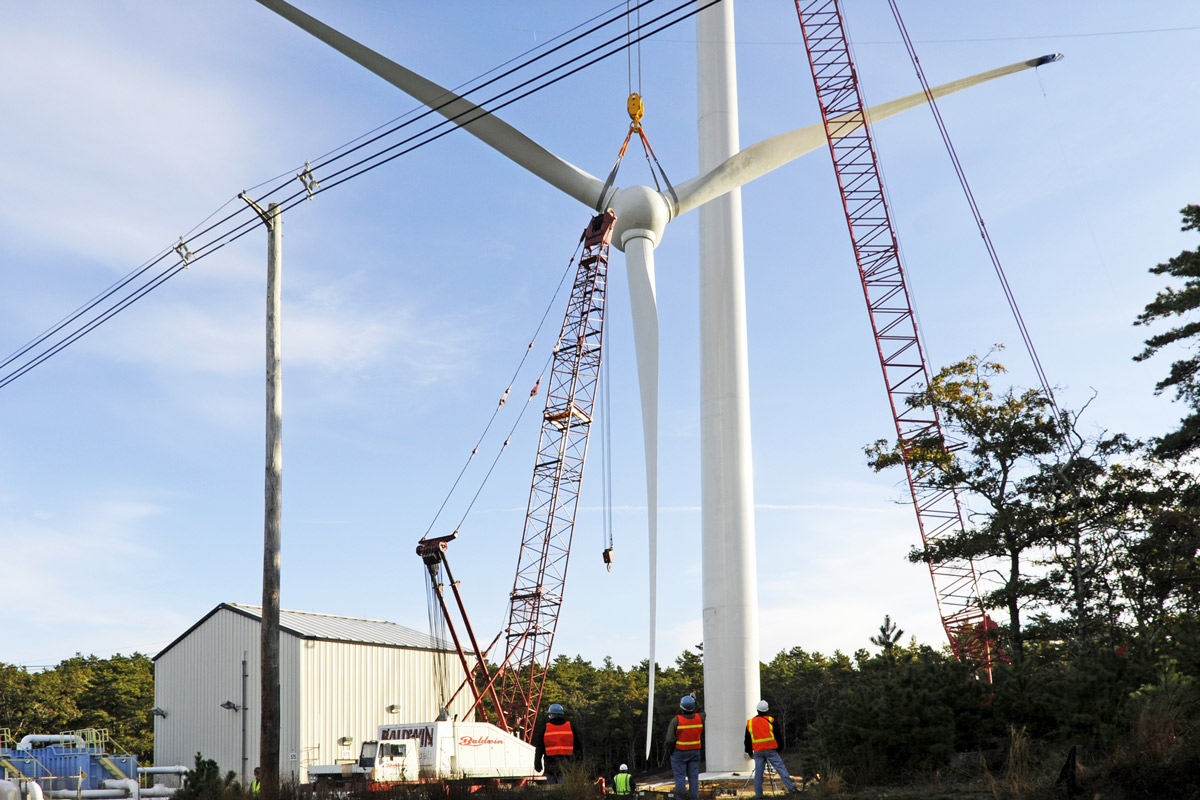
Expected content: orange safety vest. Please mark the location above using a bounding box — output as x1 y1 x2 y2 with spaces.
543 720 575 756
675 713 703 750
747 715 778 752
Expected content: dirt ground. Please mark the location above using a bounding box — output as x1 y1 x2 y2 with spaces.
628 764 1004 800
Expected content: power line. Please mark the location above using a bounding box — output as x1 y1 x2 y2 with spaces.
0 0 715 389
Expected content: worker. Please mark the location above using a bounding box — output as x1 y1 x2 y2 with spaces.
250 767 261 794
664 693 703 800
613 763 636 796
533 702 584 785
744 700 798 797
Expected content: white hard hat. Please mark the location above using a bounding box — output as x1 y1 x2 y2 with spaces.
756 700 769 713
619 764 628 771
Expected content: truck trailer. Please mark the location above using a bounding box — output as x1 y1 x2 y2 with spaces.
307 721 536 789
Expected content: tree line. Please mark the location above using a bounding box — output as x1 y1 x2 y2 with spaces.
0 653 154 762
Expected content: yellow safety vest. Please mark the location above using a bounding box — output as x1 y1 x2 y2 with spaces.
614 772 633 794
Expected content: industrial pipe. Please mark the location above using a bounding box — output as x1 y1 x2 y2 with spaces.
100 780 138 800
134 769 188 776
20 780 45 800
45 788 174 799
1 780 20 800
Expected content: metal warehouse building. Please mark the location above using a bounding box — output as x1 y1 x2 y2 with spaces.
153 603 472 784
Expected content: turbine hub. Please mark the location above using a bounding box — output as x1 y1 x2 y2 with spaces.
609 185 672 252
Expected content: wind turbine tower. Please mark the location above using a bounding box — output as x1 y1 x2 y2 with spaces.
695 1 760 773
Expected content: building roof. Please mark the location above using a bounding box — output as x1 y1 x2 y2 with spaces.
155 602 455 661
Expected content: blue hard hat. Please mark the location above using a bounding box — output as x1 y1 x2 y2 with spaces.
680 695 696 711
548 703 564 716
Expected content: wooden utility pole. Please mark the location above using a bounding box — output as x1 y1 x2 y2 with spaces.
244 195 283 800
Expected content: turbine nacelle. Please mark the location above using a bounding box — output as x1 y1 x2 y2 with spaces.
610 185 674 252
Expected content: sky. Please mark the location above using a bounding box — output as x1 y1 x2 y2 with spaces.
2 1 1199 678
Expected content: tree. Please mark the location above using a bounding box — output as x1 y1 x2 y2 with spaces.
806 640 989 784
0 654 154 761
866 353 1063 664
1106 460 1200 639
1022 428 1142 648
868 615 905 657
1134 204 1200 458
172 753 241 800
760 647 854 748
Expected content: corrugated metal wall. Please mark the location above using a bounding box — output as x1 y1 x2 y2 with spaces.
155 607 472 784
153 608 301 785
297 639 472 778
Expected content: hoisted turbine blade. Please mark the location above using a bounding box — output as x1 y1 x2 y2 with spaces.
256 0 610 210
622 234 660 760
674 54 1062 216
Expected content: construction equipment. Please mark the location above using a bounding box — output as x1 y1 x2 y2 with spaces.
419 210 617 739
793 0 997 674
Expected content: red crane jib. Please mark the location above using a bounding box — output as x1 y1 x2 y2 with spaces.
418 211 617 739
793 0 997 678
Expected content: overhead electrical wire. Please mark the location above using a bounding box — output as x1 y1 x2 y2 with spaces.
0 0 721 390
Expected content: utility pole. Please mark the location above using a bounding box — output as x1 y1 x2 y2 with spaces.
243 195 282 800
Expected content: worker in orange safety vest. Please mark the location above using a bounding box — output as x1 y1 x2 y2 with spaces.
664 693 704 800
533 703 584 785
744 700 798 797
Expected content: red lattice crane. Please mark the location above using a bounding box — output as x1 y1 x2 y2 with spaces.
418 210 616 738
794 0 998 674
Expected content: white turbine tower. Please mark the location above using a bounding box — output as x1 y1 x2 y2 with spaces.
257 0 1054 770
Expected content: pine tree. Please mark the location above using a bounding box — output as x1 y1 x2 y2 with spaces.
1134 204 1200 458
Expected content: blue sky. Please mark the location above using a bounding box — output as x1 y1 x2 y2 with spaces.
2 1 1198 674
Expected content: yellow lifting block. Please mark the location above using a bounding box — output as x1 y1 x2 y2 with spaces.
627 92 644 129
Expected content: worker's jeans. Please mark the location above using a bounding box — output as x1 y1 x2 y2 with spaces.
670 749 701 800
752 749 797 796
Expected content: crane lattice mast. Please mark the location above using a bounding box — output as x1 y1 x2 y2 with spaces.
415 212 616 738
794 0 997 675
496 211 616 738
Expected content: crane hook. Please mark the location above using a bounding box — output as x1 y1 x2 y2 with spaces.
627 93 644 131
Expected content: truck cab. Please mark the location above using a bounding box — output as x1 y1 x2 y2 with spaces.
308 737 418 789
358 739 418 783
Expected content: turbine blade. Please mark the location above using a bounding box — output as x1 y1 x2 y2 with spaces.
674 54 1062 215
256 0 608 209
623 236 659 760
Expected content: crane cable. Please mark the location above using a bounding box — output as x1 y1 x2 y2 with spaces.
886 0 1070 444
421 239 586 540
886 2 1092 648
600 327 616 568
627 0 643 99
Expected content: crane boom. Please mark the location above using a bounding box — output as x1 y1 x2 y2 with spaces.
794 0 996 674
496 210 616 738
415 212 616 738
